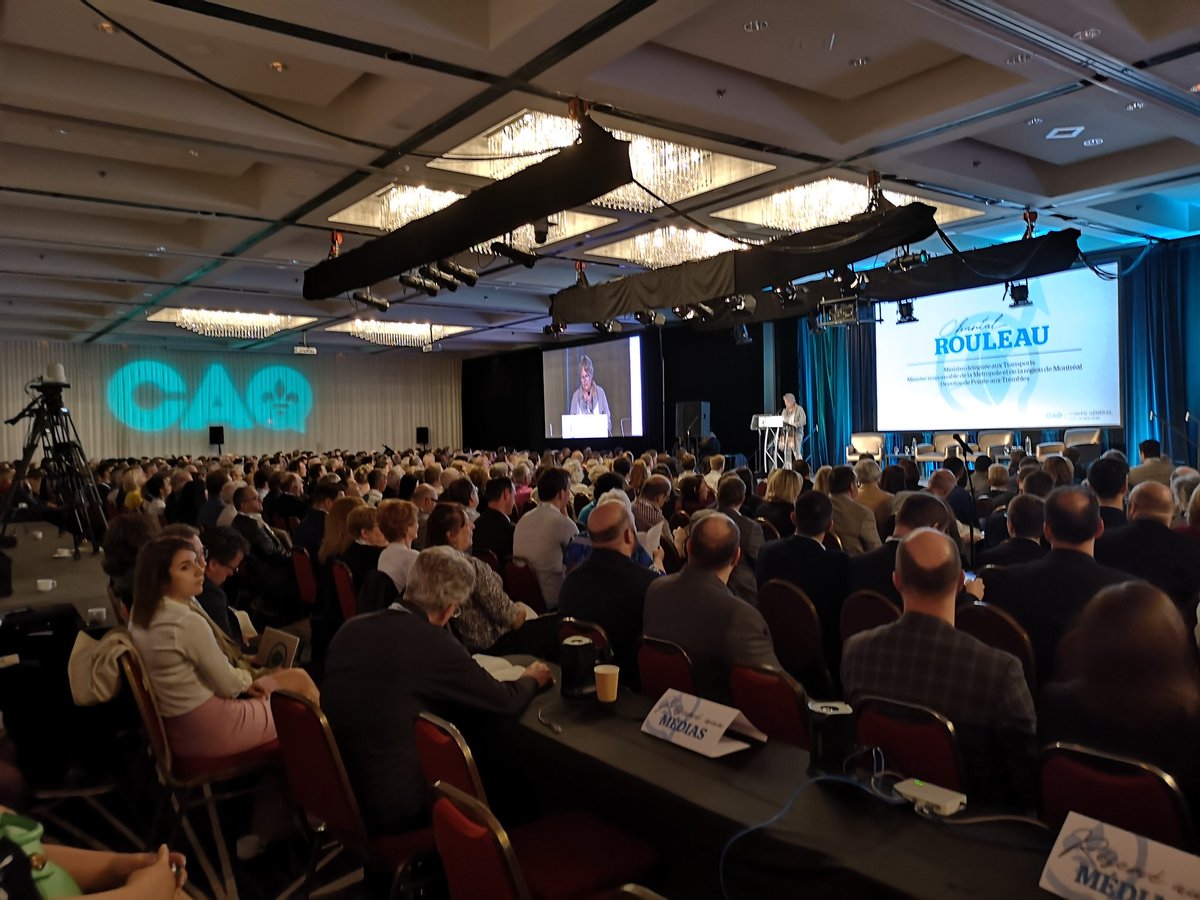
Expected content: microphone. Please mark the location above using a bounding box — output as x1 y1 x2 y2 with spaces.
954 433 974 458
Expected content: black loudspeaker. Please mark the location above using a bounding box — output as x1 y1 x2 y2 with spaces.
208 426 225 445
416 426 430 446
675 401 710 441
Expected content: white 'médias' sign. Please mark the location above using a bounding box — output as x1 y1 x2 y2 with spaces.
640 690 766 758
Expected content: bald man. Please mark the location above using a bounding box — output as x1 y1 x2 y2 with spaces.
1095 481 1200 617
643 513 781 702
842 528 1036 805
559 501 659 681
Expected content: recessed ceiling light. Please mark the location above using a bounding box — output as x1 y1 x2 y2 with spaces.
1073 27 1101 41
1125 100 1145 111
97 20 117 34
1006 52 1033 65
1045 125 1086 140
269 60 287 73
743 19 768 32
1083 138 1104 147
849 56 870 67
1025 117 1044 126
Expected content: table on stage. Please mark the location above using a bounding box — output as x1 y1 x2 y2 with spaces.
502 685 1050 899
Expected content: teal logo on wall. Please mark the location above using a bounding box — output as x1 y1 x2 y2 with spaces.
107 361 313 433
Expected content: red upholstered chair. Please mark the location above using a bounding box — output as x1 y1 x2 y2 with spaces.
271 692 434 897
558 617 612 660
474 548 503 575
756 580 831 691
291 546 318 607
503 557 546 614
1040 743 1196 850
637 637 696 697
755 518 781 542
855 696 964 791
121 650 280 900
956 601 1037 693
840 590 901 645
729 665 810 749
413 713 490 805
332 560 357 621
432 782 658 900
754 481 767 498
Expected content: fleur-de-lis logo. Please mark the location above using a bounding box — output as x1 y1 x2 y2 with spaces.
264 378 299 412
246 366 313 433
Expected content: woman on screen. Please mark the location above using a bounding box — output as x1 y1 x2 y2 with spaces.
569 354 611 434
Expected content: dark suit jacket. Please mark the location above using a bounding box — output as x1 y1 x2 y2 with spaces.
756 500 794 539
1099 506 1127 531
196 579 239 645
472 508 515 562
980 549 1130 682
559 548 657 680
292 509 326 562
321 607 538 833
977 538 1047 569
756 535 849 671
719 504 765 606
643 564 781 703
1095 519 1200 617
847 540 902 606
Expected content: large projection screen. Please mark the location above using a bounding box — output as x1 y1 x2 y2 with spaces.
542 335 643 439
874 267 1121 432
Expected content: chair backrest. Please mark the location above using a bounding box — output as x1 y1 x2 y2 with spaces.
431 782 528 900
840 590 901 645
757 580 825 674
1036 441 1066 460
474 548 502 575
637 637 696 697
413 712 489 806
755 517 781 542
559 617 611 656
729 665 809 749
503 557 546 614
120 649 175 782
976 430 1014 456
356 569 400 615
1040 743 1196 850
107 584 129 625
269 691 368 849
1063 428 1101 447
332 560 357 621
932 433 959 454
848 432 885 458
573 493 589 516
291 546 318 606
855 695 964 790
956 602 1037 693
754 481 767 498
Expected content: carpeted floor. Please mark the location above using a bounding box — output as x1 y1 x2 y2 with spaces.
1 520 111 624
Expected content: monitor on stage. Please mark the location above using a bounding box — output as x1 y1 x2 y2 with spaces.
874 267 1121 432
542 336 643 440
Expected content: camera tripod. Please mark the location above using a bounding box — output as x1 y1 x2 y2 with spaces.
0 379 106 558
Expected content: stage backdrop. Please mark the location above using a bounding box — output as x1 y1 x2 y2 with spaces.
0 341 461 460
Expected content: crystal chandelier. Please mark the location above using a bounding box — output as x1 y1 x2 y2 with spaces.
147 307 315 339
327 319 472 349
588 226 749 269
711 177 982 232
428 110 774 213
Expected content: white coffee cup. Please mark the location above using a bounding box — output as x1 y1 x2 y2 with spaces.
54 548 71 559
36 578 56 592
31 530 43 540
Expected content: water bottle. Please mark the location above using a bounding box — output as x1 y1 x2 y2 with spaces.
1024 435 1032 454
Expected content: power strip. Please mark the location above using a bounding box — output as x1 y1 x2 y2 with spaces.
893 778 967 816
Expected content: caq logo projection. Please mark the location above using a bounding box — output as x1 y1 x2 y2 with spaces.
107 361 314 434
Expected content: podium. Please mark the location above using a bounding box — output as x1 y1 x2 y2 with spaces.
561 414 608 439
752 414 785 471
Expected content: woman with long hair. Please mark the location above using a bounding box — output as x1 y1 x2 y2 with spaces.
318 496 365 566
127 537 317 758
677 473 714 517
758 468 802 539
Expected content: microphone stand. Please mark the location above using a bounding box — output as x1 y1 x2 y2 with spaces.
954 433 978 571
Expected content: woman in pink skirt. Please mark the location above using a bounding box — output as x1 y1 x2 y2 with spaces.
128 537 317 758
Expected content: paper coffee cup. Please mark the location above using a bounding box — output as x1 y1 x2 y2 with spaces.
36 578 56 592
31 530 43 540
594 664 619 703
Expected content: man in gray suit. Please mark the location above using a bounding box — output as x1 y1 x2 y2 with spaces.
643 512 781 702
716 473 764 606
829 465 881 556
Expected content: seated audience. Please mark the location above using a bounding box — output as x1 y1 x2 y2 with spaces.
829 465 881 556
339 505 387 588
193 525 249 648
716 474 764 605
559 500 658 681
577 471 624 528
230 485 297 616
473 477 516 562
848 493 955 606
982 468 1054 548
1041 581 1200 806
196 470 229 532
101 513 154 612
677 473 714 517
127 537 317 759
970 454 993 495
841 528 1036 806
1128 438 1173 487
443 476 480 522
427 502 526 652
704 454 726 493
735 466 763 518
411 483 438 549
643 513 781 703
758 468 802 539
939 457 976 526
377 499 420 595
980 487 1129 682
317 496 365 568
1180 484 1200 542
854 458 894 532
1042 455 1074 489
321 546 551 834
976 494 1047 568
1085 456 1129 530
985 464 1015 507
513 467 579 610
292 482 341 563
632 474 671 532
1170 467 1200 526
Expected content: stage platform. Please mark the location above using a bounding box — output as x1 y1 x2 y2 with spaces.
0 521 110 625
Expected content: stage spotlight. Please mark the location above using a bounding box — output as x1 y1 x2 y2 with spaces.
695 302 716 324
774 284 798 305
806 315 825 335
730 294 757 316
351 288 390 311
673 306 696 321
490 242 539 268
593 319 622 334
542 321 567 335
634 309 666 326
1008 281 1031 307
419 265 458 292
886 250 930 273
897 300 918 324
438 259 478 286
398 274 439 297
